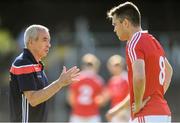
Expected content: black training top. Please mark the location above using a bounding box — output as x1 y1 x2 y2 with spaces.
9 48 49 122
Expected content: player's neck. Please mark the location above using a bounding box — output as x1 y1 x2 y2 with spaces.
128 26 142 41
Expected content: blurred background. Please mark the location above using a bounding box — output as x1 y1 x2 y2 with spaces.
0 0 180 122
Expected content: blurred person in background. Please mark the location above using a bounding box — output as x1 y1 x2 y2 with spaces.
67 53 105 122
104 54 130 122
0 17 18 121
9 24 80 122
0 28 17 86
107 2 173 122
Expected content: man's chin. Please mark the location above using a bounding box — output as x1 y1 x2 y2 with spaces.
44 53 48 57
41 53 48 58
118 37 127 42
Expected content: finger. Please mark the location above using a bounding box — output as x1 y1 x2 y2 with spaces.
132 103 135 109
106 112 112 121
68 69 80 77
132 106 135 111
71 73 80 78
71 78 80 82
132 111 135 117
132 107 134 112
106 115 111 121
72 68 80 74
132 105 135 109
132 106 135 112
62 66 66 73
132 103 134 108
67 66 77 73
143 96 151 105
105 114 109 120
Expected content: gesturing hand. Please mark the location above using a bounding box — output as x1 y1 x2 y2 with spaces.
132 96 151 116
105 110 115 122
58 66 80 87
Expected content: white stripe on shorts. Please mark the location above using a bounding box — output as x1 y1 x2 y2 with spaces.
129 115 171 123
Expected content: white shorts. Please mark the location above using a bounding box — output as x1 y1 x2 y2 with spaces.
129 115 171 123
69 114 101 123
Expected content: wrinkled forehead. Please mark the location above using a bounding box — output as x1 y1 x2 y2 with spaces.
38 30 49 35
38 30 50 39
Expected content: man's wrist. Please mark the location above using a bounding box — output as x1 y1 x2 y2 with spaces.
56 79 65 88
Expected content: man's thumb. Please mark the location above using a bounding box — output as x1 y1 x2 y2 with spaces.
62 66 66 73
144 96 151 104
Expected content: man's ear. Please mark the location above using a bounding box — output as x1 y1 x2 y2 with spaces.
27 38 33 47
123 18 129 28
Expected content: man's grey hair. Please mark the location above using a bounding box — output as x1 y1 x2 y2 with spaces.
24 24 49 48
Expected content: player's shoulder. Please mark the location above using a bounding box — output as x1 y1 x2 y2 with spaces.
138 31 149 42
95 74 105 85
109 72 128 84
140 31 164 49
12 53 32 67
133 31 154 49
139 31 157 43
128 31 147 48
120 71 128 80
89 72 104 84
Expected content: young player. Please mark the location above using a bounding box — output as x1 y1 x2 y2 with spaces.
107 2 173 122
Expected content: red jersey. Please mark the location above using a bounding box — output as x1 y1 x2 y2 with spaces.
126 31 171 119
107 72 129 107
69 70 104 116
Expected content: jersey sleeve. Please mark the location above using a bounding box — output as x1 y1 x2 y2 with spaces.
128 34 146 63
11 59 37 93
17 73 37 92
134 44 145 60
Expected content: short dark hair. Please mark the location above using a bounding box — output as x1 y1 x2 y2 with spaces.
107 2 141 27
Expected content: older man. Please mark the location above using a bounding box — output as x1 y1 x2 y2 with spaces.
9 24 80 122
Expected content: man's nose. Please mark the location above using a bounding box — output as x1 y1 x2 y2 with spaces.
48 42 51 48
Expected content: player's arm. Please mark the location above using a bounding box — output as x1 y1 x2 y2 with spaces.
67 89 76 107
94 88 111 107
24 66 80 107
106 94 130 121
164 58 173 94
132 59 150 115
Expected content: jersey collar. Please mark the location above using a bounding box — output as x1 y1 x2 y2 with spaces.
23 48 44 69
127 30 148 45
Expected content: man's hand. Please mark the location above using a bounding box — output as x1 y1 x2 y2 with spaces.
105 109 115 121
58 66 80 87
132 96 151 116
106 111 113 121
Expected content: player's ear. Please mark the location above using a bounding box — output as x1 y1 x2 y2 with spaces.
123 18 129 28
